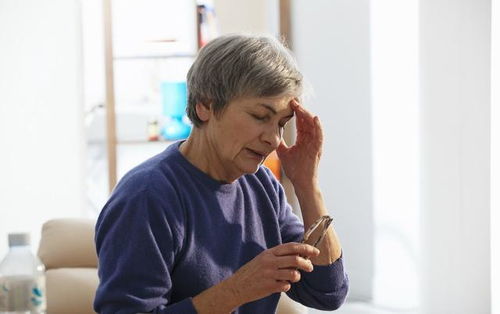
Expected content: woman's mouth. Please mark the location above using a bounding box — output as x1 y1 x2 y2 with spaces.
246 148 265 160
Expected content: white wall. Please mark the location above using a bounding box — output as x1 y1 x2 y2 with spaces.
370 0 419 309
492 0 500 312
0 0 85 256
291 0 374 302
419 0 491 312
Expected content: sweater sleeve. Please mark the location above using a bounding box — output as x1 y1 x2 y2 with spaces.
273 174 349 311
93 180 195 314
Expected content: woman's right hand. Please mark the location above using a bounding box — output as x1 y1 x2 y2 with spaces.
192 242 320 313
224 242 320 306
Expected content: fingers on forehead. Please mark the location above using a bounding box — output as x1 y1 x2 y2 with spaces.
293 104 316 121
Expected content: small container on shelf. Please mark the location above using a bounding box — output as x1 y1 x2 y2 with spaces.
147 118 160 141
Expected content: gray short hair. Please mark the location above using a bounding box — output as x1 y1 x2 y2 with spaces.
186 34 303 127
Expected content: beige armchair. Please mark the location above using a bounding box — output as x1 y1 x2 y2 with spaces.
37 218 306 314
38 218 98 314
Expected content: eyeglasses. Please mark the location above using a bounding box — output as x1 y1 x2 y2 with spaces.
302 215 333 248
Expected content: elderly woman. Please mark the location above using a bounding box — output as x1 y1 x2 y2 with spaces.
94 34 348 313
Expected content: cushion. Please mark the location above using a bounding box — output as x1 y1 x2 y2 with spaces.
46 267 98 314
38 218 98 269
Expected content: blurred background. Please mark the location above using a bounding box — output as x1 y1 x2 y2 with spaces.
0 0 498 313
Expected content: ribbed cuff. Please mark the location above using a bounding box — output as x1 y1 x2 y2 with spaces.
157 297 198 314
301 252 347 292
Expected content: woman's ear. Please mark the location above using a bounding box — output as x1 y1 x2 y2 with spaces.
195 102 211 122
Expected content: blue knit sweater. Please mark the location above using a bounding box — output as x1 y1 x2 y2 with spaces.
93 142 348 313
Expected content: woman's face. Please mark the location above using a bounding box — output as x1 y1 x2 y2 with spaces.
205 95 295 177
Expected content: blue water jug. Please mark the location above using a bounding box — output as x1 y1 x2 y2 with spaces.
160 81 191 140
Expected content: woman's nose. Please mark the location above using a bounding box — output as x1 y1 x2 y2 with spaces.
261 125 282 148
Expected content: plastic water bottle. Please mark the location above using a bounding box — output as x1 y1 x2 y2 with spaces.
0 233 46 314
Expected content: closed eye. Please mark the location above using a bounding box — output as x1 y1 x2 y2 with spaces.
251 114 270 122
250 112 292 129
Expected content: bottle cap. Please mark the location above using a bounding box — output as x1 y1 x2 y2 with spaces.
8 233 30 247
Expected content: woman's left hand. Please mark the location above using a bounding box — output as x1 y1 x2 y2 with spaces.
276 99 323 190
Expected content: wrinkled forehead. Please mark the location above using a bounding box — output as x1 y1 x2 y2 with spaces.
236 95 295 116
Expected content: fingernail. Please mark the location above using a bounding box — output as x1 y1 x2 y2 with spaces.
314 248 320 255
